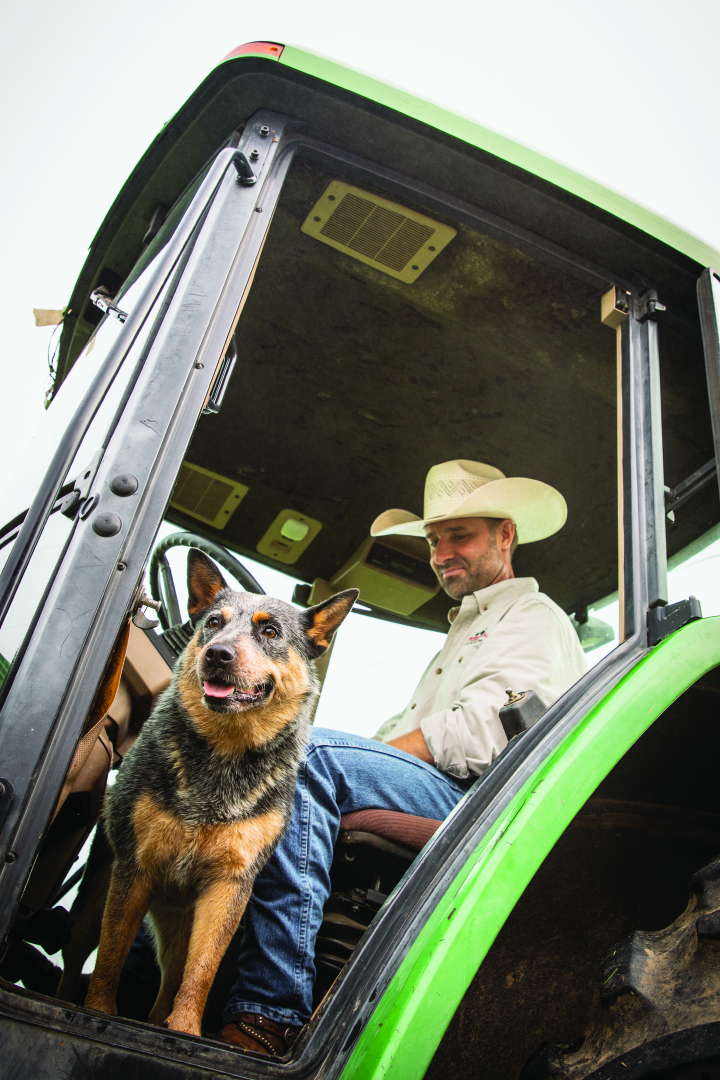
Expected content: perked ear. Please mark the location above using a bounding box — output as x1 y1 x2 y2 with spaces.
302 589 359 658
187 549 228 621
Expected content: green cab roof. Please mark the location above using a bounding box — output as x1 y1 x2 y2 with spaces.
276 42 719 270
53 41 715 394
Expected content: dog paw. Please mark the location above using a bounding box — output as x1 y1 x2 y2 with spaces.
165 1010 201 1037
84 993 118 1016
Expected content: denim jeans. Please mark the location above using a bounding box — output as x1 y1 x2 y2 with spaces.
223 727 468 1027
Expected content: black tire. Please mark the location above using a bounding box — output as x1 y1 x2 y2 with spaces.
522 856 720 1079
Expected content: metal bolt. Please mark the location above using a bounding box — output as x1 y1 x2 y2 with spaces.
195 362 204 369
5 851 17 864
249 148 260 161
117 562 126 572
259 125 270 137
0 782 5 797
254 207 263 213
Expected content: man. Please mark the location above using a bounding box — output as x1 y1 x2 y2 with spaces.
217 459 587 1053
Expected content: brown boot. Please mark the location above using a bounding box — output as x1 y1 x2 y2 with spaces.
219 1012 302 1056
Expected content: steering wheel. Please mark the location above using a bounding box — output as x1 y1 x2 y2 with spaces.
149 531 264 631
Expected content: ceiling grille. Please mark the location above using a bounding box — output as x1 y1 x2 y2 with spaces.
302 182 456 283
170 462 248 530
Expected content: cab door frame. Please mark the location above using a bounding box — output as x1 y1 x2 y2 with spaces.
0 110 298 932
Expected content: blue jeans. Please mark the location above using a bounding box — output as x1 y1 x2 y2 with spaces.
223 727 469 1027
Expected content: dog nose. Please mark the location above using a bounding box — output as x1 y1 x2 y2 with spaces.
205 643 235 665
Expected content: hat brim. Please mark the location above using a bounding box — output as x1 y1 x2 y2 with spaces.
371 478 567 544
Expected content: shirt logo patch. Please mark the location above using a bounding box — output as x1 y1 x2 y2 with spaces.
468 631 488 643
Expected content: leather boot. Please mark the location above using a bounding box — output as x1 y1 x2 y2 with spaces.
220 1012 302 1056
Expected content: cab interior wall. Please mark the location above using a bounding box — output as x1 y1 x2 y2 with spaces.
428 668 720 1080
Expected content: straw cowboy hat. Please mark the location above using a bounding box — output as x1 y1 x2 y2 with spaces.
371 460 567 544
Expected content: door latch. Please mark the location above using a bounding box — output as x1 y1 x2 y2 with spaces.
647 596 702 647
634 288 666 324
90 287 128 323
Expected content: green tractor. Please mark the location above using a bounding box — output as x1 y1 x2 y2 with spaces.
1 40 720 1079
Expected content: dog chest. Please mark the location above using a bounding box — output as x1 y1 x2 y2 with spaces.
131 791 285 889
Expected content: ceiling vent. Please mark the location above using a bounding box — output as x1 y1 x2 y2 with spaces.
302 181 456 283
170 462 248 530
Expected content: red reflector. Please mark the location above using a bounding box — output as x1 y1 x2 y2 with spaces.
222 41 284 61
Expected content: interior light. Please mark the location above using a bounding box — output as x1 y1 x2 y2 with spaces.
281 518 310 542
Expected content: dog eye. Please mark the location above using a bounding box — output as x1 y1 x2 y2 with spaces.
207 615 221 629
262 626 278 639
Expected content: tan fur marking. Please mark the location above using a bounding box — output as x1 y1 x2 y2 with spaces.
188 562 225 615
167 740 188 791
307 597 352 649
85 868 154 1015
147 904 194 1027
179 638 313 755
132 793 184 877
220 606 234 620
132 791 284 881
252 611 271 624
165 877 254 1035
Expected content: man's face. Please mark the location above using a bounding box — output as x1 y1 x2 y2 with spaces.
424 517 510 600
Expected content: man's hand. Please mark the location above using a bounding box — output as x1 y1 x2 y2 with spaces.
386 728 434 763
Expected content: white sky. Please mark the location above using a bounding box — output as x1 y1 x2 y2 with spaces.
1 0 720 735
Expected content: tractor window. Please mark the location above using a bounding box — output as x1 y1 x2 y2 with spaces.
167 148 622 663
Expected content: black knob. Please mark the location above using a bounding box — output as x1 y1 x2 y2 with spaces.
92 512 122 537
110 474 138 497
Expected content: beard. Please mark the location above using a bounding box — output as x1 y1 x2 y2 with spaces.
434 544 504 599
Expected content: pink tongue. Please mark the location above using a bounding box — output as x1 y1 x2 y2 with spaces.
203 680 234 698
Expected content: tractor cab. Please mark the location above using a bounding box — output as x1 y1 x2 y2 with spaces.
1 41 720 1080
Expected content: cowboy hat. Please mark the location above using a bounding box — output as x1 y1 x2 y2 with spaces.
370 460 567 543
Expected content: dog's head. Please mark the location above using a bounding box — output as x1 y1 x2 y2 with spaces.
183 549 358 715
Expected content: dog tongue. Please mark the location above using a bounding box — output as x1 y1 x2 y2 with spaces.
203 680 234 698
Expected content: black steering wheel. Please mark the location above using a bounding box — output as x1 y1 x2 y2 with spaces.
149 531 265 631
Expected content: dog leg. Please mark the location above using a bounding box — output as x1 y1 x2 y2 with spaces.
85 864 153 1016
57 822 113 1002
147 902 194 1028
165 879 252 1036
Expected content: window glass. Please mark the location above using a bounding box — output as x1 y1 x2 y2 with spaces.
666 521 720 615
0 250 186 697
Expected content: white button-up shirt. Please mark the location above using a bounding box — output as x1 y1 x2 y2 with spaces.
374 577 587 779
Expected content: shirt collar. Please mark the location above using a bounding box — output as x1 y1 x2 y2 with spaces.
447 577 538 623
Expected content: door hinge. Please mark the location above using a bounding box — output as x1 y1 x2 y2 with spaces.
59 449 104 519
647 596 702 647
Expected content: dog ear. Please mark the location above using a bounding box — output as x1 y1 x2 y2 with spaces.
187 549 228 621
301 589 359 658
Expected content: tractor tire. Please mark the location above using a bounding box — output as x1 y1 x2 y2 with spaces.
522 855 720 1079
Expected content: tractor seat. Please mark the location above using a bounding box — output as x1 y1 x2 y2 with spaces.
339 809 442 852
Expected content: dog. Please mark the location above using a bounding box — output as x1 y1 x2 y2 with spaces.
57 548 357 1036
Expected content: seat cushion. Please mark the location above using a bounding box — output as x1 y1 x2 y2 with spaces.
339 809 442 852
